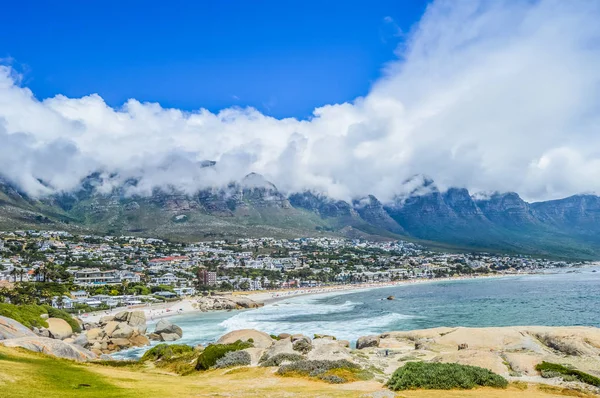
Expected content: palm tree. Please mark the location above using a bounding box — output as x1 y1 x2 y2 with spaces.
56 296 65 309
32 267 41 282
9 268 17 282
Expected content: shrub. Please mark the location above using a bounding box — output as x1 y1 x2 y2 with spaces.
0 303 48 329
534 334 582 356
141 344 199 375
276 359 370 384
195 340 253 371
44 306 81 333
95 360 141 368
292 339 312 354
277 359 360 381
141 343 194 362
319 374 345 384
215 350 251 368
386 362 508 391
535 362 600 387
260 353 304 367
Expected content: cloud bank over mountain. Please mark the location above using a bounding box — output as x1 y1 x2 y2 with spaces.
2 0 600 202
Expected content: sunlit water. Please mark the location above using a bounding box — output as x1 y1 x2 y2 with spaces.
114 267 600 359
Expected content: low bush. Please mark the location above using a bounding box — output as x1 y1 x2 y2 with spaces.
0 303 48 329
292 339 312 354
536 362 600 387
195 340 253 371
386 362 508 391
141 343 194 362
276 359 365 383
534 334 582 356
95 360 141 368
214 350 251 368
140 344 198 375
260 353 304 367
319 374 345 384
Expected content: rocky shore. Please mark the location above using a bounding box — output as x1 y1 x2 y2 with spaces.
2 314 600 395
0 309 185 359
0 294 264 359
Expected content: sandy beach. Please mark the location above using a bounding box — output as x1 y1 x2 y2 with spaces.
239 273 523 304
80 273 524 324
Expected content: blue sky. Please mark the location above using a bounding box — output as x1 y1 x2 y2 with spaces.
1 0 428 118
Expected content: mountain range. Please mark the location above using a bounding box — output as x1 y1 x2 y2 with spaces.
1 172 600 259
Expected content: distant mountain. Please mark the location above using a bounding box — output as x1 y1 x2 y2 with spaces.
352 195 405 235
1 173 600 259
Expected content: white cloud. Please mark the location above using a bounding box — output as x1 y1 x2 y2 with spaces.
1 0 600 203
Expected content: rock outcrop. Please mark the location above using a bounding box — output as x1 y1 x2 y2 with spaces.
356 335 380 349
0 315 36 340
361 326 600 379
307 337 352 361
80 310 152 355
193 295 263 312
148 319 184 342
1 335 96 361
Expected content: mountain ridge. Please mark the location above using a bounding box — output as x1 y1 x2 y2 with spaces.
1 173 600 259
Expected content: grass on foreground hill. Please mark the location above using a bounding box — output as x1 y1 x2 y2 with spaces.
0 345 593 398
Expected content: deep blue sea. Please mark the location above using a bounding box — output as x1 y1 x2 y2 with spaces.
115 267 600 359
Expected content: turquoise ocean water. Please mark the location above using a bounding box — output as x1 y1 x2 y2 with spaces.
115 267 600 359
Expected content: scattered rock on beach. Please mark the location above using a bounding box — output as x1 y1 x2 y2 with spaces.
217 329 273 349
154 319 183 338
356 335 380 349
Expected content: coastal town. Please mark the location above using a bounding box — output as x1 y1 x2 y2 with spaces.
0 229 587 312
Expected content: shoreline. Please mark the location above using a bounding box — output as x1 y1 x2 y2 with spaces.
239 272 527 304
82 272 529 324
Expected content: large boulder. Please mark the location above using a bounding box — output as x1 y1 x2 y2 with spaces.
130 334 150 347
104 321 120 337
46 318 73 340
114 311 129 322
111 324 134 339
154 319 183 338
0 316 36 340
160 332 181 342
217 329 273 349
127 311 146 328
356 335 380 349
86 327 105 341
307 338 351 361
291 334 311 344
72 333 88 347
99 315 115 324
1 336 96 361
262 337 295 360
110 338 132 348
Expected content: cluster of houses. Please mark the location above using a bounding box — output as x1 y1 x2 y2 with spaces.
0 230 588 310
